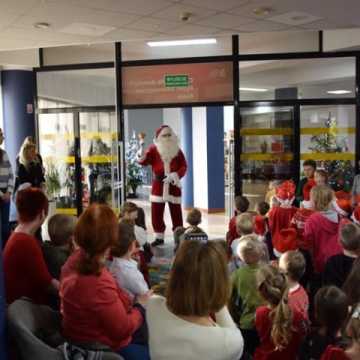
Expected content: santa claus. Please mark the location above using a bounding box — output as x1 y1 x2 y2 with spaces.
137 125 187 246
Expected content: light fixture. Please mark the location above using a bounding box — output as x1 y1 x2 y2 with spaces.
34 22 51 29
147 38 217 47
240 87 268 92
253 7 273 16
327 90 352 95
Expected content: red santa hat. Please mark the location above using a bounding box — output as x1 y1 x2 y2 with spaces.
274 228 298 257
275 180 296 207
333 198 352 218
155 125 171 138
351 206 360 225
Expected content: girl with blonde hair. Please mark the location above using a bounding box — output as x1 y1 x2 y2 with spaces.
254 265 306 359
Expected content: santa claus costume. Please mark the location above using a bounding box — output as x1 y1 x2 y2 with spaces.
268 180 297 257
137 125 187 246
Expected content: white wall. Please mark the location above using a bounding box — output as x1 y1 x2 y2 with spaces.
192 107 208 209
163 108 181 137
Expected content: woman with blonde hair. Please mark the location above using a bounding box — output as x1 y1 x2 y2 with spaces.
15 140 45 192
254 265 306 359
147 240 243 360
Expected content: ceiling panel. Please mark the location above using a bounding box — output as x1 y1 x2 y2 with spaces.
165 23 221 36
125 17 179 32
181 0 250 11
63 0 175 16
237 20 293 32
153 3 217 23
100 28 158 41
0 0 41 15
196 13 254 29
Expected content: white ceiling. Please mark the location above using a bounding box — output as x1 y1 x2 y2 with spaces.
1 0 360 51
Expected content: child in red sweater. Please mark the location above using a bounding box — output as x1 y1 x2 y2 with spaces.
227 195 250 253
254 201 270 238
268 180 297 257
321 303 360 360
279 250 309 322
254 265 307 360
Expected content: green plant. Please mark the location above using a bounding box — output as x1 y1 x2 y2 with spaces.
45 161 61 199
126 131 144 196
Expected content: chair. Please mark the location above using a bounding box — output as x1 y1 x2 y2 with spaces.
7 298 124 360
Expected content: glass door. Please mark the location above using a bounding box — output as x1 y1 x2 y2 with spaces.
239 105 295 209
79 111 121 213
38 112 77 215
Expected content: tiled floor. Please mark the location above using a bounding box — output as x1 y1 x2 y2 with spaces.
132 197 230 243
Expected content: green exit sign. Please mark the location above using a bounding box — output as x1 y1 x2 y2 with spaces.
165 75 189 87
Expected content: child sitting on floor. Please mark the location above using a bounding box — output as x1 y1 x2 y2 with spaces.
299 286 349 360
321 303 360 360
227 195 250 250
230 234 265 357
42 214 77 280
109 221 149 300
255 264 307 359
279 250 309 322
323 222 360 288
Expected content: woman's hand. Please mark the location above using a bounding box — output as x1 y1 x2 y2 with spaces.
135 290 153 307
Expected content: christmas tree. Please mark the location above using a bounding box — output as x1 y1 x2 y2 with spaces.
308 112 354 192
125 131 144 197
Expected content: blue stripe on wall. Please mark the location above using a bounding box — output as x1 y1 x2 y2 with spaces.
181 107 193 208
206 107 225 210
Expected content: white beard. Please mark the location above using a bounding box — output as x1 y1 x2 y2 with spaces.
155 135 180 163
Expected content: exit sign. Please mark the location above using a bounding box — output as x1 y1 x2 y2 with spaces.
165 75 189 87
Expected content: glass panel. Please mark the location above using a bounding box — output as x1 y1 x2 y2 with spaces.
37 68 115 108
79 112 121 212
39 113 77 215
239 31 318 54
239 58 355 101
240 106 294 210
300 105 355 191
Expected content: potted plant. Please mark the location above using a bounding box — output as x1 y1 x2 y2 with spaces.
44 160 61 216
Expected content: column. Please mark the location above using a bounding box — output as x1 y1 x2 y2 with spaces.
1 70 36 168
181 107 193 209
192 106 225 212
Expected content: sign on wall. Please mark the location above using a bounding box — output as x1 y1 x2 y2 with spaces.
122 62 233 106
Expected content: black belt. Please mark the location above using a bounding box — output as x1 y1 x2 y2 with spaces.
153 174 165 181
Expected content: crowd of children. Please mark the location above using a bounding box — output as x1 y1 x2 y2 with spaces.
2 157 360 360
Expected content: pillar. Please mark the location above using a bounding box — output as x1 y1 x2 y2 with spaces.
181 108 193 209
192 106 225 212
1 70 36 169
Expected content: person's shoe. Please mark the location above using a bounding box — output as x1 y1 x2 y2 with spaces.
151 238 164 247
143 243 153 262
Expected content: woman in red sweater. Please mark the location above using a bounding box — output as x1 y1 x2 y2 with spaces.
60 204 151 359
3 187 58 305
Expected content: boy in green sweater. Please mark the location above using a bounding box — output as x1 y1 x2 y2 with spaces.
230 234 265 357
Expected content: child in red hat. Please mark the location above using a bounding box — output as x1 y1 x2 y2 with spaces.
268 180 297 258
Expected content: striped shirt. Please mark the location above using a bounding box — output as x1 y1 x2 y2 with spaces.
0 149 14 194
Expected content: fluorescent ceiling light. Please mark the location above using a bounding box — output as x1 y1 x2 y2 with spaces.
240 87 268 92
147 38 217 47
327 90 352 95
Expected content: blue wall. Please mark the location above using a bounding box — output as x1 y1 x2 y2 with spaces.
206 107 225 210
1 70 36 169
181 108 193 208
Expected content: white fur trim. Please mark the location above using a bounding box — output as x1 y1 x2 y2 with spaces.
301 200 313 209
154 233 164 240
351 213 360 225
276 196 295 208
273 248 283 258
150 194 182 204
332 200 348 217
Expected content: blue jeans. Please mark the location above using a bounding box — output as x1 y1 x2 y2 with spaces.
118 344 150 360
0 200 10 249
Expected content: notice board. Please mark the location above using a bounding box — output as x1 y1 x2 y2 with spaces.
122 61 233 106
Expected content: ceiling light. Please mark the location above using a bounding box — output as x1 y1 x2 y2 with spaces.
253 7 273 16
327 90 352 95
240 87 268 92
34 22 51 29
147 38 217 47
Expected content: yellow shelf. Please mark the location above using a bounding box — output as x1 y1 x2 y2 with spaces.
82 155 117 164
301 153 355 161
241 128 293 136
56 208 77 215
241 153 294 161
301 127 355 135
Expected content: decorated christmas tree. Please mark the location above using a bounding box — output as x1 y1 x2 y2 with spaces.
125 131 144 197
308 112 354 192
